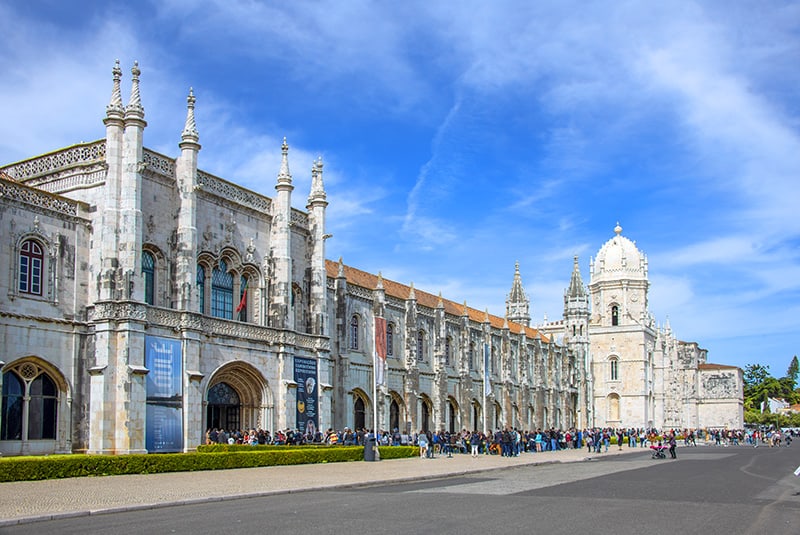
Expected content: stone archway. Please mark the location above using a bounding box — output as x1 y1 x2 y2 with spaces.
206 361 270 434
388 391 405 433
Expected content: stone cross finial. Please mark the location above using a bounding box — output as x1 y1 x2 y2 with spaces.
106 59 124 117
125 61 144 118
182 87 199 141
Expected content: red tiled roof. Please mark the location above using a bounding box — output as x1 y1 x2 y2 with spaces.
325 259 549 343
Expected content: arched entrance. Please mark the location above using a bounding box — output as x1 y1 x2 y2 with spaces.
354 397 366 430
447 397 459 433
419 396 432 432
206 361 269 434
389 392 405 432
207 382 240 431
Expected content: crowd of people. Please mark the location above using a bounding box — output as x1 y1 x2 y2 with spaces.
204 425 796 457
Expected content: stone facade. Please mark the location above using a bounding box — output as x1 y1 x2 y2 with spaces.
538 224 744 430
0 63 741 456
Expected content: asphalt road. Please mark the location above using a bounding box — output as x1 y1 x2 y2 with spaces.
3 446 797 535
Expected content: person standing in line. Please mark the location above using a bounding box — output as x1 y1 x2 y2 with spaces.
418 430 429 458
668 433 677 459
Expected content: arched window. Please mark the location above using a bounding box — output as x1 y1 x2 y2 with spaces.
350 316 359 350
611 305 619 326
18 239 44 296
610 357 619 381
1 364 58 441
445 337 452 365
1 372 23 440
211 260 233 319
417 330 425 361
196 264 206 313
491 346 498 375
142 250 155 305
386 324 394 357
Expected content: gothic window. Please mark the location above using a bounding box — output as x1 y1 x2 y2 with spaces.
18 239 44 296
142 250 155 305
611 305 619 326
491 345 498 375
386 324 394 357
292 284 303 332
445 336 452 366
211 260 233 319
468 342 475 371
417 330 425 361
350 315 359 350
236 275 249 322
572 324 576 336
196 264 206 313
1 363 58 441
610 357 619 381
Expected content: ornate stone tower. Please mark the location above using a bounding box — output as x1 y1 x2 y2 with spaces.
588 223 656 428
505 262 531 327
563 256 591 428
588 223 649 327
89 61 148 454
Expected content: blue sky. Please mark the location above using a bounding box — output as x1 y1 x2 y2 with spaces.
1 1 798 376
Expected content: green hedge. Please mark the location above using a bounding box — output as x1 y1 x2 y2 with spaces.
0 445 416 483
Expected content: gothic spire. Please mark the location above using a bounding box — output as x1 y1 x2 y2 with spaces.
181 87 199 142
508 261 528 303
277 137 292 186
106 59 124 119
124 61 144 120
506 261 531 327
408 282 416 300
309 156 325 198
376 271 384 290
567 255 588 298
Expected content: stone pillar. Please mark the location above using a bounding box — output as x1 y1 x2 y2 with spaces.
269 139 293 330
306 158 328 336
175 89 200 312
120 62 145 301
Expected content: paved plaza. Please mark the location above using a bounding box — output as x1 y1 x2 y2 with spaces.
0 445 632 526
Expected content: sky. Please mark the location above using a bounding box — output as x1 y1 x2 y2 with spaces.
1 1 798 376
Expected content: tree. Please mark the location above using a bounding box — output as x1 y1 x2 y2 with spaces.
744 364 771 389
787 355 799 389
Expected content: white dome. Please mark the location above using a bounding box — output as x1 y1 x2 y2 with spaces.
592 223 647 281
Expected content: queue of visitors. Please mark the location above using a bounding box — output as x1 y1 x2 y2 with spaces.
204 425 796 456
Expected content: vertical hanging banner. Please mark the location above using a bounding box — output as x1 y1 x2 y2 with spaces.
483 343 491 396
374 316 387 386
145 336 183 453
294 357 318 436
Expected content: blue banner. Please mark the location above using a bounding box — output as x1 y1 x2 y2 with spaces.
294 357 318 437
145 336 183 452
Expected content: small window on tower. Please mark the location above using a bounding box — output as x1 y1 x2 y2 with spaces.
611 305 619 326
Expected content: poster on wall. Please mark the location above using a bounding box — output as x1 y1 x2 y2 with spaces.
145 336 183 453
294 357 318 438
